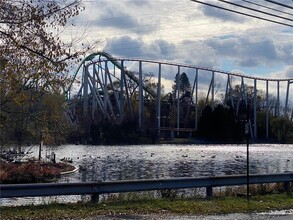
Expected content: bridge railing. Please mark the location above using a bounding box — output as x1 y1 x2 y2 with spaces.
1 173 292 202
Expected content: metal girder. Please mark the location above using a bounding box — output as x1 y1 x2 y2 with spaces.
285 80 290 117
156 63 162 133
82 65 89 116
185 68 197 128
266 80 269 139
65 52 293 139
205 71 215 110
195 69 198 130
177 66 180 135
253 79 257 138
139 61 143 127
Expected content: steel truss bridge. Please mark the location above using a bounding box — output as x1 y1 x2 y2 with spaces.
65 52 293 139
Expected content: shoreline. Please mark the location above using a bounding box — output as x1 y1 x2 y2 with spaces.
157 137 293 145
60 165 79 175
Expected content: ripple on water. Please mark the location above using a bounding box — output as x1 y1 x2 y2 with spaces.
1 144 293 206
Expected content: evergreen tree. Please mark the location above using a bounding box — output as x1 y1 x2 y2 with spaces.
172 72 191 99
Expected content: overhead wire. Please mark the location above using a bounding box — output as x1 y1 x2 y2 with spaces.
63 15 285 39
190 0 293 27
61 0 293 41
218 0 293 22
263 0 293 10
56 0 292 64
68 24 291 54
60 1 292 82
62 0 292 40
242 0 293 16
69 0 292 59
98 0 293 59
104 38 292 60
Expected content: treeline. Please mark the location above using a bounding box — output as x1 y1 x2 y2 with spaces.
1 71 293 148
68 72 293 145
198 104 293 143
1 1 292 148
68 120 157 145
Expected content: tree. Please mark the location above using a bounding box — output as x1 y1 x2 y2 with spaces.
0 0 96 147
0 1 95 100
270 117 293 143
179 72 191 95
198 104 241 141
172 72 191 100
1 85 40 149
38 93 74 145
198 105 213 138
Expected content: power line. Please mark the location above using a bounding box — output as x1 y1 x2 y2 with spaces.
105 38 292 60
66 24 291 53
64 15 285 39
242 0 293 16
263 0 293 10
190 0 293 27
218 0 293 22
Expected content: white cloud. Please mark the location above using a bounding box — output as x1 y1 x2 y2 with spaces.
66 0 293 83
285 66 293 78
200 3 247 23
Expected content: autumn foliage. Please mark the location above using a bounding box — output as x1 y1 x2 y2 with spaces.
0 162 74 184
0 0 97 146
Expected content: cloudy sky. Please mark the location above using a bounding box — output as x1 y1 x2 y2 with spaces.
63 0 293 99
65 0 293 79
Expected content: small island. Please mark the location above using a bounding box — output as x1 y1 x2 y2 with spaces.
0 160 76 184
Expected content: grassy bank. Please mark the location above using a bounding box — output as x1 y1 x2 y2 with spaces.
1 193 292 220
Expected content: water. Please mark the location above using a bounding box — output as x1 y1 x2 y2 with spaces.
54 144 292 182
1 144 292 206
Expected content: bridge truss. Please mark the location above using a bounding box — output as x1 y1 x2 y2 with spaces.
65 52 293 139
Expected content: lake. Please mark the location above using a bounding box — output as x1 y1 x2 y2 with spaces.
1 143 292 206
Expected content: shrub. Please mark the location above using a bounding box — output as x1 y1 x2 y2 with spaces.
0 162 69 184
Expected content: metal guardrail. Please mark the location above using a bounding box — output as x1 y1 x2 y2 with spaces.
1 173 292 201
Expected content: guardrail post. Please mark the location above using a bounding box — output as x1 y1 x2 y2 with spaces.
284 181 291 192
91 193 99 203
206 186 213 198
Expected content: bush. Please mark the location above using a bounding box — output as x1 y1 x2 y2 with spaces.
0 162 68 184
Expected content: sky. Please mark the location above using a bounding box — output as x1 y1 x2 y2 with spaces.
64 0 293 99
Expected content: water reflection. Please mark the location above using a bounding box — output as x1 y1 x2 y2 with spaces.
51 144 293 183
1 144 293 206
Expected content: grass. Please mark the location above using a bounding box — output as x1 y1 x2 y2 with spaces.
1 192 292 220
